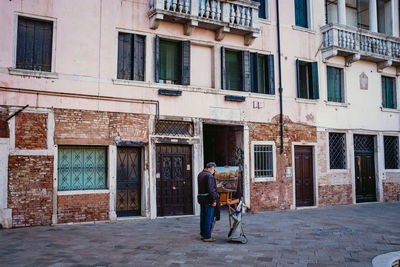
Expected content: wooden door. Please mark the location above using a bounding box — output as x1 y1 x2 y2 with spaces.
295 146 314 207
156 144 193 216
116 147 141 217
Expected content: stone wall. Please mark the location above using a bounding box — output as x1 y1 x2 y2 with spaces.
383 172 400 202
248 121 317 211
318 185 353 206
57 194 109 223
8 156 53 227
15 112 48 149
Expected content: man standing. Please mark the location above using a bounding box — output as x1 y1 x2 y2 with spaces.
197 162 220 242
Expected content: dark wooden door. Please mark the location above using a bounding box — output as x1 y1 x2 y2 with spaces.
156 144 193 216
116 147 141 216
295 146 314 207
354 135 376 203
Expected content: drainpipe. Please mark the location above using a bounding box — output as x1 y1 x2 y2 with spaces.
276 0 284 154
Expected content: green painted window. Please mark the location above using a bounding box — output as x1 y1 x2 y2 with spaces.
327 66 344 103
295 0 309 28
225 50 242 91
296 60 319 100
250 54 275 95
255 0 268 19
159 40 179 84
382 76 397 109
58 147 107 191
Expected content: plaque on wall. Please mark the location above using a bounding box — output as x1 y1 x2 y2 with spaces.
360 72 368 90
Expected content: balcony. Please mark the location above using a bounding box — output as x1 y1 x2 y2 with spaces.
321 24 400 73
148 0 260 45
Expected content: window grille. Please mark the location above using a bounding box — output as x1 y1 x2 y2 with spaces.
329 133 346 169
155 120 193 137
384 136 399 169
354 135 374 153
254 144 273 177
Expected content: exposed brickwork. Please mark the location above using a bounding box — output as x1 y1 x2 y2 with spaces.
54 109 149 145
249 122 316 211
0 109 9 138
15 112 48 149
57 194 109 223
318 185 353 206
383 182 400 202
8 156 53 227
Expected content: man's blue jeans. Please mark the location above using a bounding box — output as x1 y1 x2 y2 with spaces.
200 204 215 239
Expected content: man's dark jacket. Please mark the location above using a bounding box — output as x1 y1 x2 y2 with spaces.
197 170 220 220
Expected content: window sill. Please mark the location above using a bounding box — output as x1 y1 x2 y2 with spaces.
57 189 109 195
325 101 350 107
259 18 271 25
112 78 149 86
384 169 400 173
292 25 315 34
327 168 348 173
295 98 319 104
380 107 400 113
254 177 276 182
8 68 58 79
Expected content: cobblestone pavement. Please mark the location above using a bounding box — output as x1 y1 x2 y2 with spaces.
0 202 399 267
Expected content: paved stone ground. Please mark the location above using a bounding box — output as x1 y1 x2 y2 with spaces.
0 202 399 267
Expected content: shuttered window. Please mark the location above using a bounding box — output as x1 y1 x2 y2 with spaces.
117 33 145 81
296 60 319 100
16 17 53 72
327 66 344 103
382 76 397 109
255 0 268 19
155 36 190 85
58 147 107 191
295 0 309 28
250 53 275 94
224 50 242 91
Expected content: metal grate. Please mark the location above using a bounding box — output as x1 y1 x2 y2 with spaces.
354 135 374 153
155 120 193 137
384 136 399 169
254 145 273 177
329 132 346 169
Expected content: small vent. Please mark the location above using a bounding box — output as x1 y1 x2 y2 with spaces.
155 120 193 137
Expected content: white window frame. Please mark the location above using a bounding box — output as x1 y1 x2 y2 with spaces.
251 141 276 182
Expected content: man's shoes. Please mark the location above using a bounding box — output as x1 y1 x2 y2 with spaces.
202 238 216 242
200 236 205 240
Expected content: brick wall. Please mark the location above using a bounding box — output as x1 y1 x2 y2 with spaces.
15 112 48 149
54 109 149 145
248 121 316 211
383 183 400 202
8 156 53 227
57 194 109 223
318 185 353 206
0 110 9 138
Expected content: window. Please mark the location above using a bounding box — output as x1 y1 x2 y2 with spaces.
296 60 319 99
155 36 190 85
250 53 275 94
252 142 276 181
384 136 399 169
16 17 53 72
255 0 268 19
329 133 346 169
117 33 145 81
58 147 107 191
222 49 242 91
295 0 309 28
382 76 397 109
327 66 344 103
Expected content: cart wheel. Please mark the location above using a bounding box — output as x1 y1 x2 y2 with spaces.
241 235 248 244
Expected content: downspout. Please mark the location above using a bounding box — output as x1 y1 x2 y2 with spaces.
276 0 284 154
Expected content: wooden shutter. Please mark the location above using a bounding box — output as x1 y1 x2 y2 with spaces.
16 18 35 70
180 40 190 85
242 51 251 92
296 59 301 98
267 54 275 94
221 47 226 90
295 0 308 28
33 21 52 71
155 35 160 83
133 34 145 81
41 21 53 72
251 52 258 93
393 79 397 109
117 33 133 80
257 0 266 19
311 61 319 99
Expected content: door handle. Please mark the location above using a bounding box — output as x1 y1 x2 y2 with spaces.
369 176 372 179
172 186 176 190
183 181 186 185
356 177 360 180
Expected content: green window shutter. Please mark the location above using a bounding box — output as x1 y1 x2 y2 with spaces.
155 35 160 83
311 61 319 99
221 47 226 90
133 34 145 81
267 54 275 94
257 55 265 94
242 51 251 92
327 66 335 101
117 33 133 80
386 77 394 108
296 59 301 98
17 18 34 70
382 77 387 108
225 50 241 91
393 79 397 109
256 0 266 19
295 0 308 28
180 40 191 85
250 52 258 93
159 40 179 83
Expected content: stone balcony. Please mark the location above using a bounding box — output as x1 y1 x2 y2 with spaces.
321 24 400 74
148 0 260 46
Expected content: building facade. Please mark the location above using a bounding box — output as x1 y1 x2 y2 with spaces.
0 0 399 228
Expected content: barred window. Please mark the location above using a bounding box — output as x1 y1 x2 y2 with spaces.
329 133 346 169
253 144 274 178
384 136 399 169
155 120 193 137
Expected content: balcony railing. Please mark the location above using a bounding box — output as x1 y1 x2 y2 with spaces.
321 24 400 72
148 0 260 45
